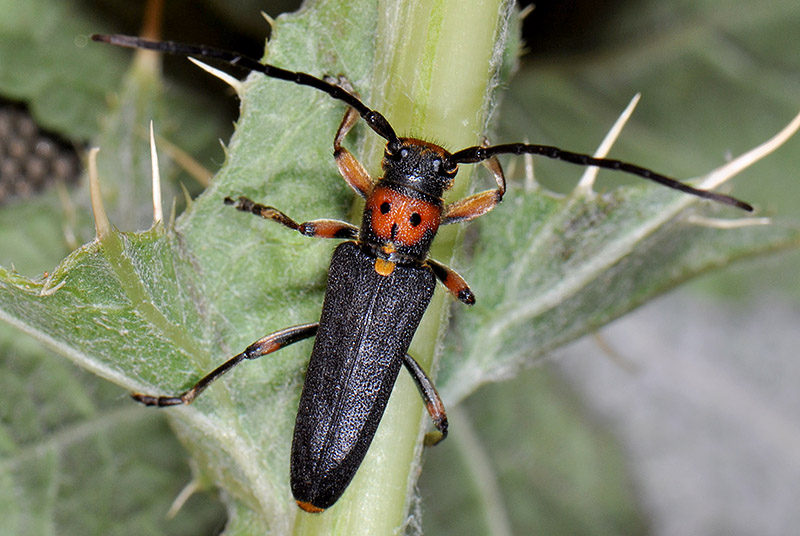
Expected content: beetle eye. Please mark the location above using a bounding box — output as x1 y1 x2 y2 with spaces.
385 139 403 156
431 158 441 173
399 148 409 159
380 201 391 214
409 213 422 227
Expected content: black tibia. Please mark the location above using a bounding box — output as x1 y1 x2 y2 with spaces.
402 352 448 445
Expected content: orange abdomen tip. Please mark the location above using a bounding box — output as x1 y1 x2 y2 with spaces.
297 500 326 514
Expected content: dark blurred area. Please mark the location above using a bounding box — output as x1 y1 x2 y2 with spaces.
0 102 81 204
81 0 629 97
519 0 628 57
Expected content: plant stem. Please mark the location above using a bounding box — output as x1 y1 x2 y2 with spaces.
293 0 512 533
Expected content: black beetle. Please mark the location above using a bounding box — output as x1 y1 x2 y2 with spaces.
92 33 752 513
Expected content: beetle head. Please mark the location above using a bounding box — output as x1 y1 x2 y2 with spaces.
381 138 458 200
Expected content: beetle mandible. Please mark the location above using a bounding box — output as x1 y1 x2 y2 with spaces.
91 33 753 513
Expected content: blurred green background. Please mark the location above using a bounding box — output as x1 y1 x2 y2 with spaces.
0 1 797 534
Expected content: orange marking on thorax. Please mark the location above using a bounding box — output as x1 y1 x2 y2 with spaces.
365 186 441 247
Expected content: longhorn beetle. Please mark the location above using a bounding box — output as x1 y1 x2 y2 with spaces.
92 33 753 513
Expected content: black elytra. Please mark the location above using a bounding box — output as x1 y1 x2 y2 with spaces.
92 33 753 513
291 241 436 510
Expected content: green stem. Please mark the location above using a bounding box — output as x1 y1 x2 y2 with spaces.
294 0 511 533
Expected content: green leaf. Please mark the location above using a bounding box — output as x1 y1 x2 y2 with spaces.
2 0 514 533
1 0 798 535
439 178 800 403
0 328 225 536
0 0 123 139
421 368 648 536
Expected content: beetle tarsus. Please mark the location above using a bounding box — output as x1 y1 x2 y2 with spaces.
130 392 186 407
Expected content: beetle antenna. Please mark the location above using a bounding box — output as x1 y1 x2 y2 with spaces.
91 34 398 143
449 142 753 212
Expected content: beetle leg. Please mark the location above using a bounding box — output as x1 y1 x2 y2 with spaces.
320 75 374 199
426 258 475 305
334 108 373 199
402 353 448 445
442 147 506 225
225 196 359 239
131 323 319 407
